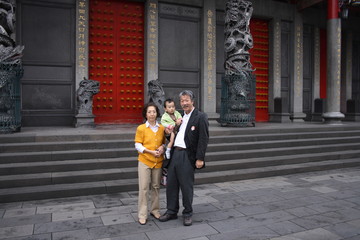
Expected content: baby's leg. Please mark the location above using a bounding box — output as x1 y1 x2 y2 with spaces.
165 132 175 159
167 132 175 148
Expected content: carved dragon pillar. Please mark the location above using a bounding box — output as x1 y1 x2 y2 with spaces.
219 0 256 127
0 0 24 133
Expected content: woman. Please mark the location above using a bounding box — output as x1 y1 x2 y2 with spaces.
134 102 165 225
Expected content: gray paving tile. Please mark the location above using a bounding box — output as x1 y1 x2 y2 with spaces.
34 217 103 234
347 219 360 228
325 190 360 200
92 194 127 208
193 196 219 205
210 199 242 210
95 232 149 240
3 208 36 218
23 197 88 208
194 186 236 197
324 222 360 239
187 237 210 240
0 202 22 211
234 188 282 198
36 201 95 214
209 210 295 233
0 225 33 239
211 193 240 202
265 220 306 235
311 186 339 193
193 203 220 214
52 210 84 222
284 206 319 217
323 208 360 222
290 213 341 230
101 213 135 225
236 204 271 216
88 221 159 239
2 233 51 240
270 228 342 240
52 229 90 240
0 214 51 228
208 226 278 240
296 195 331 205
308 200 357 213
275 188 320 199
344 196 360 206
343 235 360 240
192 208 245 223
145 223 218 240
238 193 285 204
83 205 135 218
119 197 138 206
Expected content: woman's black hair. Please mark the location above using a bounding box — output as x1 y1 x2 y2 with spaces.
142 102 160 120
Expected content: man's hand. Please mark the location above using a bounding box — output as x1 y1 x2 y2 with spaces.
195 160 204 169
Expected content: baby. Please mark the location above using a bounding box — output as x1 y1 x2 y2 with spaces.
160 98 182 159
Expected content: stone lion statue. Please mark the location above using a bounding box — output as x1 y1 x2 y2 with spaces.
148 79 165 115
76 78 100 114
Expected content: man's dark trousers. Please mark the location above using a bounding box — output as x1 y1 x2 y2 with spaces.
165 148 194 217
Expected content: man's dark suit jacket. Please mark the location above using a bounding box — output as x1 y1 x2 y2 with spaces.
182 108 209 169
163 108 209 169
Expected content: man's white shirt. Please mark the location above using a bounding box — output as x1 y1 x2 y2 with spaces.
174 108 194 149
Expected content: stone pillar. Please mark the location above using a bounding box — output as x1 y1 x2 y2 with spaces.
74 0 93 127
145 0 159 100
269 18 289 122
202 0 218 122
75 0 89 86
343 31 359 121
343 31 352 110
291 11 306 122
311 27 323 122
322 0 345 123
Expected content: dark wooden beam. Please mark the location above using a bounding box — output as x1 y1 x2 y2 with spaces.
297 0 324 11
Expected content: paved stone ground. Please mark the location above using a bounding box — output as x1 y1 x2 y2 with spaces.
1 167 360 240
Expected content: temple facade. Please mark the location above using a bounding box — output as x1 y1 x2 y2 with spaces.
11 0 360 126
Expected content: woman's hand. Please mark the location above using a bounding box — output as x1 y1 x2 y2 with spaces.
144 148 163 157
156 145 165 155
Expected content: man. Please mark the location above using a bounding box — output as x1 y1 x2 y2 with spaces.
159 90 209 226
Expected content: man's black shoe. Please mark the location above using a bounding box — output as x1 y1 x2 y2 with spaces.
183 216 192 226
159 213 178 222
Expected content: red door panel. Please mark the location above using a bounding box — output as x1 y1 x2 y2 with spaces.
89 0 144 124
249 19 269 122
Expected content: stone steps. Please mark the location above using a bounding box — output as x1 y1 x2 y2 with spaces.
1 149 360 189
0 158 359 203
1 124 360 202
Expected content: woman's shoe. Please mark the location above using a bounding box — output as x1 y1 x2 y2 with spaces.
138 218 147 225
150 212 161 219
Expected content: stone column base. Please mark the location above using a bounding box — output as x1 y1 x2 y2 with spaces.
311 113 324 122
322 112 345 124
291 112 306 122
74 113 96 128
344 113 360 122
207 112 220 126
269 113 292 123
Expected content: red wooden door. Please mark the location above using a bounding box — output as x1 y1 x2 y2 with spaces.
89 0 144 124
249 19 269 122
